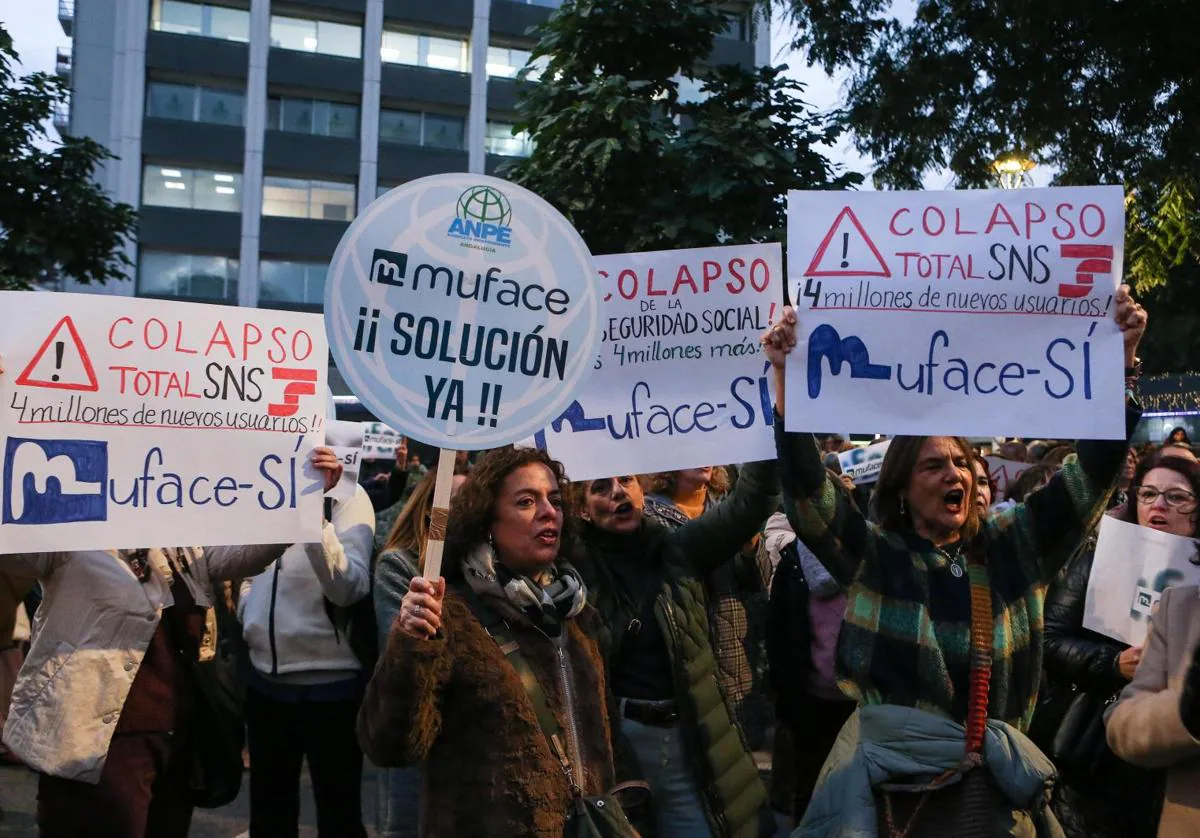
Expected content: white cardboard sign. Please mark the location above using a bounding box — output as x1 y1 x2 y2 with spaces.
984 456 1037 500
324 174 602 450
325 419 364 501
536 244 781 480
785 187 1127 439
1083 516 1200 645
837 439 891 485
0 292 327 551
361 421 402 461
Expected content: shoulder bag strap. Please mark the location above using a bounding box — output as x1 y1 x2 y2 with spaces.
459 585 577 781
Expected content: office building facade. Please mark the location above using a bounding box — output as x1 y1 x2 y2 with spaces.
55 0 763 312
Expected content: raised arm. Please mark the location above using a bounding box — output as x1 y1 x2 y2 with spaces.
668 458 779 576
1105 587 1200 769
763 308 870 588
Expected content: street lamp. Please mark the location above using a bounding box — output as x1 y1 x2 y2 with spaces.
991 151 1035 189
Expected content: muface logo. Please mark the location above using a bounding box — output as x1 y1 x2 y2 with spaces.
447 186 513 248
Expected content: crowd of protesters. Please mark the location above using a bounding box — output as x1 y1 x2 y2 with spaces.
1 285 1199 838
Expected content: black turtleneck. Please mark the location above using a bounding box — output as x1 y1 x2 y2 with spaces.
583 522 676 701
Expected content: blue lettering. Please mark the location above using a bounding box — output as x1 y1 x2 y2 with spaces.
807 324 893 398
999 362 1026 396
258 455 286 510
1044 338 1075 399
213 476 239 507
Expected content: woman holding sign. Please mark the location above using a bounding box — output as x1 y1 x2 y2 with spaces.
761 286 1147 837
358 447 629 838
1038 451 1200 838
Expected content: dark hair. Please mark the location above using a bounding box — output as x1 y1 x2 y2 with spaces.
1169 427 1191 445
874 436 981 542
1041 444 1076 467
645 467 730 498
442 446 575 581
1120 452 1200 532
1004 463 1056 503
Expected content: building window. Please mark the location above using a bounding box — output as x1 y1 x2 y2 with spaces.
485 121 534 157
260 259 328 305
262 176 355 221
720 12 752 42
150 1 250 43
139 250 239 301
270 15 362 59
380 30 467 73
266 96 358 138
487 46 543 80
146 81 245 126
376 183 400 199
379 109 465 150
143 164 242 212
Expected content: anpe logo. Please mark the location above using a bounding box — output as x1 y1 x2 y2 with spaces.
448 185 513 248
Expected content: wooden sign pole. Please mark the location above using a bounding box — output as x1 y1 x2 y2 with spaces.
421 447 458 579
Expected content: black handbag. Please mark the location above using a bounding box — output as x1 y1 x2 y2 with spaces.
462 588 652 838
1048 686 1121 775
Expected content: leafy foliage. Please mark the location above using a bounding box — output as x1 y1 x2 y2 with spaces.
777 0 1200 370
0 26 136 291
507 0 860 255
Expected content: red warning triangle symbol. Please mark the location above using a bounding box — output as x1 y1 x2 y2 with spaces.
805 207 892 278
16 316 99 392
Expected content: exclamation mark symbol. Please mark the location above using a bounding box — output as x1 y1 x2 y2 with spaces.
311 413 323 433
768 302 776 324
1104 294 1113 315
477 383 491 426
840 233 850 268
52 341 64 382
489 383 501 428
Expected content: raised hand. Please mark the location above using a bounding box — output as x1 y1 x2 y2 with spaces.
399 576 446 640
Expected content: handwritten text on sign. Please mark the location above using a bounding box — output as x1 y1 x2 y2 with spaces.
785 187 1126 439
536 244 780 479
325 174 601 450
0 292 327 552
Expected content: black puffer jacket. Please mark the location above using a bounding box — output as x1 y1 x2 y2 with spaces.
1043 550 1127 693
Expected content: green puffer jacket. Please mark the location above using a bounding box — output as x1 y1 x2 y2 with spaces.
575 458 778 838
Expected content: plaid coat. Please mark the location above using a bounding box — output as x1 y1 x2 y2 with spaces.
775 407 1138 730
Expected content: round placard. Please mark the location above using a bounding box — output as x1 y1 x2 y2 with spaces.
325 174 601 450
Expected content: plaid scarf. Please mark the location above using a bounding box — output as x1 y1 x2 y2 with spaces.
776 408 1135 730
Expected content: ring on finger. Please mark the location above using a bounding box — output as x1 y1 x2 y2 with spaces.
414 603 422 616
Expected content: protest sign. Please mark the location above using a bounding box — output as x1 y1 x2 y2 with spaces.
325 419 363 501
786 186 1127 439
535 244 781 480
984 456 1036 500
838 439 891 485
325 173 602 451
361 422 402 460
0 292 327 552
1083 516 1200 646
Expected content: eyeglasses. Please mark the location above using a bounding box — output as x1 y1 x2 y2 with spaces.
1134 486 1197 513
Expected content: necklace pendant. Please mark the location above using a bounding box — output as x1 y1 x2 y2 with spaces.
950 563 964 578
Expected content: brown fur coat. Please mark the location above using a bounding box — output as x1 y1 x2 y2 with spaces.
358 586 617 837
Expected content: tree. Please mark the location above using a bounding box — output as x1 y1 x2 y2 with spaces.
777 0 1200 371
507 0 860 256
0 26 137 291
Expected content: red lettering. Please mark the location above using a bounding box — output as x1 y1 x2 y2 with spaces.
617 269 638 300
985 204 1021 236
672 266 698 295
646 267 666 296
144 318 168 350
890 209 914 236
292 330 313 362
749 258 770 293
1053 203 1076 240
1080 204 1106 237
205 322 236 358
109 365 135 393
268 327 288 364
173 320 197 354
726 258 747 293
242 323 262 361
922 207 946 236
598 269 612 303
701 261 722 294
1023 202 1047 238
108 317 134 350
953 209 977 235
677 265 700 294
895 252 920 277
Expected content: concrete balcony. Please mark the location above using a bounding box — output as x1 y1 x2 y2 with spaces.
58 0 74 37
55 47 72 80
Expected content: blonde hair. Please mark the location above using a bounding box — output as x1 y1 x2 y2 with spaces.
382 470 437 559
644 467 730 498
